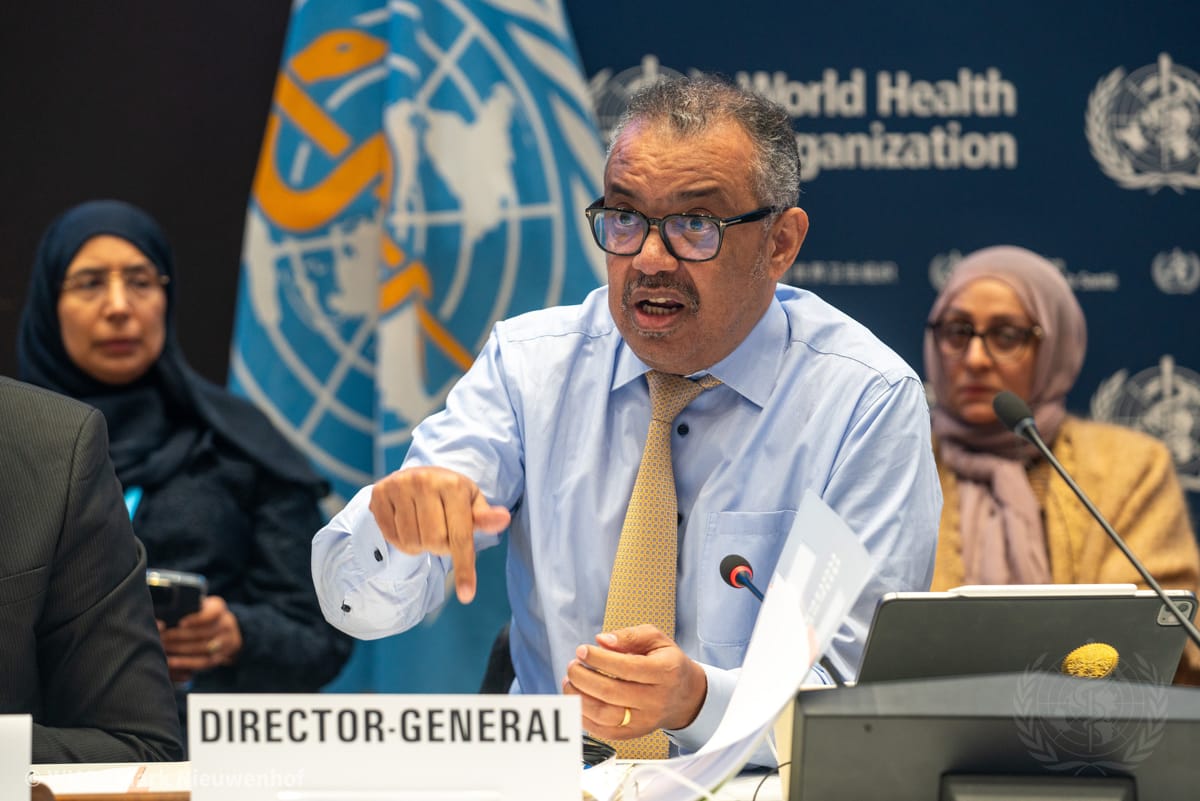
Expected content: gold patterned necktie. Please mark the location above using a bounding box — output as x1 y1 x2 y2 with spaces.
601 370 721 759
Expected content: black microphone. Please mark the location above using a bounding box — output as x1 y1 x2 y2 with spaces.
720 553 764 601
993 390 1200 652
719 553 846 686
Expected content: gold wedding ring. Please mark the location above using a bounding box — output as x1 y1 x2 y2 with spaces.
206 639 221 655
619 707 632 728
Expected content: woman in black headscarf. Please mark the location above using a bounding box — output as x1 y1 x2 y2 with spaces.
19 199 351 708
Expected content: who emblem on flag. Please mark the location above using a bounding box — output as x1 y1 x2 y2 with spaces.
229 0 604 691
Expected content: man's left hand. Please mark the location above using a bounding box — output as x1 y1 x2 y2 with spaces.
562 624 707 739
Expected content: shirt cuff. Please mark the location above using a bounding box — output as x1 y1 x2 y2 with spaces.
666 662 737 754
806 662 834 686
312 486 439 639
664 661 832 767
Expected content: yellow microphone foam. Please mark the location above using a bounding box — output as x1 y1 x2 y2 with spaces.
1061 642 1119 679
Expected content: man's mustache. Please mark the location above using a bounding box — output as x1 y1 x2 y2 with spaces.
621 274 700 311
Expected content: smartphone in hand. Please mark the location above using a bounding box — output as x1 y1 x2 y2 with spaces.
146 568 207 627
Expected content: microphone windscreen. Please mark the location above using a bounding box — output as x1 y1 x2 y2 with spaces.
992 390 1034 433
1060 642 1119 679
720 553 752 588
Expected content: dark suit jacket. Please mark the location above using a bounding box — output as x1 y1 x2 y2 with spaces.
0 376 182 762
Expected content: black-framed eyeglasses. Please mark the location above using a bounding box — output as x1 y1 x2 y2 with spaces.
583 198 779 262
59 266 170 302
928 319 1044 363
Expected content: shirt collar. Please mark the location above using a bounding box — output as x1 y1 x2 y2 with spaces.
611 292 787 409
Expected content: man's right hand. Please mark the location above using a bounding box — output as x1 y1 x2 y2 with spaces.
368 466 511 603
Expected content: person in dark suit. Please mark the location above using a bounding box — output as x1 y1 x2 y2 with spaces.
0 375 182 762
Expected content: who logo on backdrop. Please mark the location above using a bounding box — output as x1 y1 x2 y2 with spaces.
229 0 605 506
588 54 684 145
1086 52 1200 193
1091 355 1200 493
1151 248 1200 295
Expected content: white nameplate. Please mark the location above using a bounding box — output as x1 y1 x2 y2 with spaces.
189 694 580 801
0 714 31 800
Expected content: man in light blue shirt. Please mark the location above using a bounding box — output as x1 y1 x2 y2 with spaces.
312 74 941 762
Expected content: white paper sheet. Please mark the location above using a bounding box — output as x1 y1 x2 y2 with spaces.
31 764 142 794
609 490 874 800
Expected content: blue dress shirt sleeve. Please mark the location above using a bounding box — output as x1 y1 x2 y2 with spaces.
312 485 447 640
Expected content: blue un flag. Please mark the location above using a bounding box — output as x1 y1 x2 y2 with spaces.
229 0 605 692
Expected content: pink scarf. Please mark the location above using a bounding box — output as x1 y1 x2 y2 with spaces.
924 246 1087 584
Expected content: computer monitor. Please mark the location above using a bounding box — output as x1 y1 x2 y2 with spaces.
787 673 1200 801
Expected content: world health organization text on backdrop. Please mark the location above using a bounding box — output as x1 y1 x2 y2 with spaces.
738 67 1018 180
588 58 1019 181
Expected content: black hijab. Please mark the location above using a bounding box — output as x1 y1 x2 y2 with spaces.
18 199 326 494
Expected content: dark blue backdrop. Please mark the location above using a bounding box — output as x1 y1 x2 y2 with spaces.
567 0 1200 522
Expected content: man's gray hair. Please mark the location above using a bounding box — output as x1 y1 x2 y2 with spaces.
609 74 800 210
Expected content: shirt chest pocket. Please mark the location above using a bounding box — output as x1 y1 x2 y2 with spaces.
697 510 794 650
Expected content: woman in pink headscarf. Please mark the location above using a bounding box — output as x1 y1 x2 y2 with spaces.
924 245 1200 684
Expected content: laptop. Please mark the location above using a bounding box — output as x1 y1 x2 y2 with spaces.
855 584 1197 684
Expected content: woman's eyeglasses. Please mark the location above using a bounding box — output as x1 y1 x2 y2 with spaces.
928 319 1043 363
60 266 170 302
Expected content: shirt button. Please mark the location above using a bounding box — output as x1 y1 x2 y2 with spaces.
373 548 383 562
677 423 689 436
341 603 352 613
